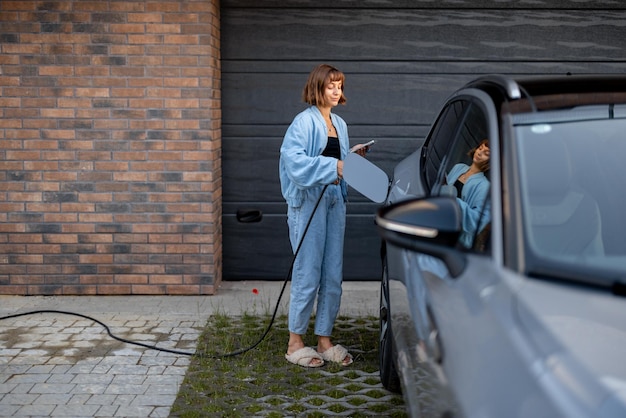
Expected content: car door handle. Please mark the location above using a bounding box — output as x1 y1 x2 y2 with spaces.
236 208 263 223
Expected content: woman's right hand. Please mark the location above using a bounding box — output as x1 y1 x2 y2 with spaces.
337 160 343 180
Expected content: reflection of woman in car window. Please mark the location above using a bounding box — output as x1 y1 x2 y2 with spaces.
445 139 491 248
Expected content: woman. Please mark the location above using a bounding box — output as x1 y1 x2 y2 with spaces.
445 139 491 249
279 64 367 368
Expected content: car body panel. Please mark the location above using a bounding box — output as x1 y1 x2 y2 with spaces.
376 75 626 417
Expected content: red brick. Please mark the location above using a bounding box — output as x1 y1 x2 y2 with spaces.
2 44 41 54
60 203 95 213
41 130 75 140
0 98 21 107
146 2 180 13
25 182 59 192
5 150 38 160
43 234 78 244
44 213 77 223
79 214 113 224
146 87 181 97
164 98 199 108
97 285 132 295
110 23 145 33
129 120 165 129
93 119 128 129
26 244 61 254
110 44 145 55
61 224 95 234
127 77 163 87
128 34 162 44
64 285 98 295
148 234 182 244
78 193 112 202
0 119 22 128
129 98 163 108
0 0 221 296
95 161 129 171
112 172 147 182
57 98 92 108
8 234 41 244
41 108 75 118
39 66 74 76
111 88 145 97
165 120 200 130
80 275 114 285
75 88 109 97
157 61 194 77
110 67 145 77
132 244 165 253
25 203 60 212
21 34 61 44
43 172 76 182
75 66 110 76
149 274 184 285
164 77 199 87
164 34 198 44
128 13 162 23
72 2 109 11
145 45 180 55
128 55 163 66
130 284 167 294
80 254 114 264
163 14 198 23
146 23 180 33
110 2 144 12
76 109 110 119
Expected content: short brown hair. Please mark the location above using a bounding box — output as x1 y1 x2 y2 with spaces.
302 64 347 106
468 139 490 172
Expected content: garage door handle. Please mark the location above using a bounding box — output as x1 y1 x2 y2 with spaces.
236 208 263 223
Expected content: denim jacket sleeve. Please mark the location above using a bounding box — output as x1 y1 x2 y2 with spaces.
457 174 491 248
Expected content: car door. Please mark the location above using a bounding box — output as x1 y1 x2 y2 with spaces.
403 98 495 414
385 97 485 416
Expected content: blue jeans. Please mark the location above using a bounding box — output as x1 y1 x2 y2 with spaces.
287 184 346 337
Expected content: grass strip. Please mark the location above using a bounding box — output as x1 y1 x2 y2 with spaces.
170 313 407 417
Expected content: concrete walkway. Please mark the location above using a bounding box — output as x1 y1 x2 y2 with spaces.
0 281 379 417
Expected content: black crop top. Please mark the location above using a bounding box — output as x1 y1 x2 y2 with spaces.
322 136 340 159
454 179 464 198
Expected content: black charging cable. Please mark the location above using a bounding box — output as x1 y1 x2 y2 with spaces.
0 184 330 359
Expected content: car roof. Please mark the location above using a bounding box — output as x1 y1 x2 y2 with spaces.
463 74 626 112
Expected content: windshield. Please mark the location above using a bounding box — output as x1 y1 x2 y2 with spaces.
514 105 626 285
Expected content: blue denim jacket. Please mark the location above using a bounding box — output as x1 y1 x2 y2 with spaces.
279 106 349 207
447 163 491 248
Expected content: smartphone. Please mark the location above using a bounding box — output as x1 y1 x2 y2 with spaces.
350 140 375 153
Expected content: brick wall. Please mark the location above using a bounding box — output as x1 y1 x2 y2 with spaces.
0 0 222 295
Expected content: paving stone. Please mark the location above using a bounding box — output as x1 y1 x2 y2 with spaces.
0 282 392 417
94 404 120 416
0 404 20 417
15 404 55 416
50 403 100 416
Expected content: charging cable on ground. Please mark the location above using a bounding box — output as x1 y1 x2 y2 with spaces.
0 185 330 359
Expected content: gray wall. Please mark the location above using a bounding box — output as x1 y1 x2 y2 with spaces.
221 0 626 280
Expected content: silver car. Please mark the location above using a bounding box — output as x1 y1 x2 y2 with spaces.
374 75 626 417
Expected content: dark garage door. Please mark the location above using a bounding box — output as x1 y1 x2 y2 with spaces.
221 1 626 281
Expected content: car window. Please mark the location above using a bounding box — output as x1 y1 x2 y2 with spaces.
515 106 626 285
436 103 491 252
422 100 469 193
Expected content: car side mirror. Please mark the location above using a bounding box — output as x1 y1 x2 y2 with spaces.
375 196 467 278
